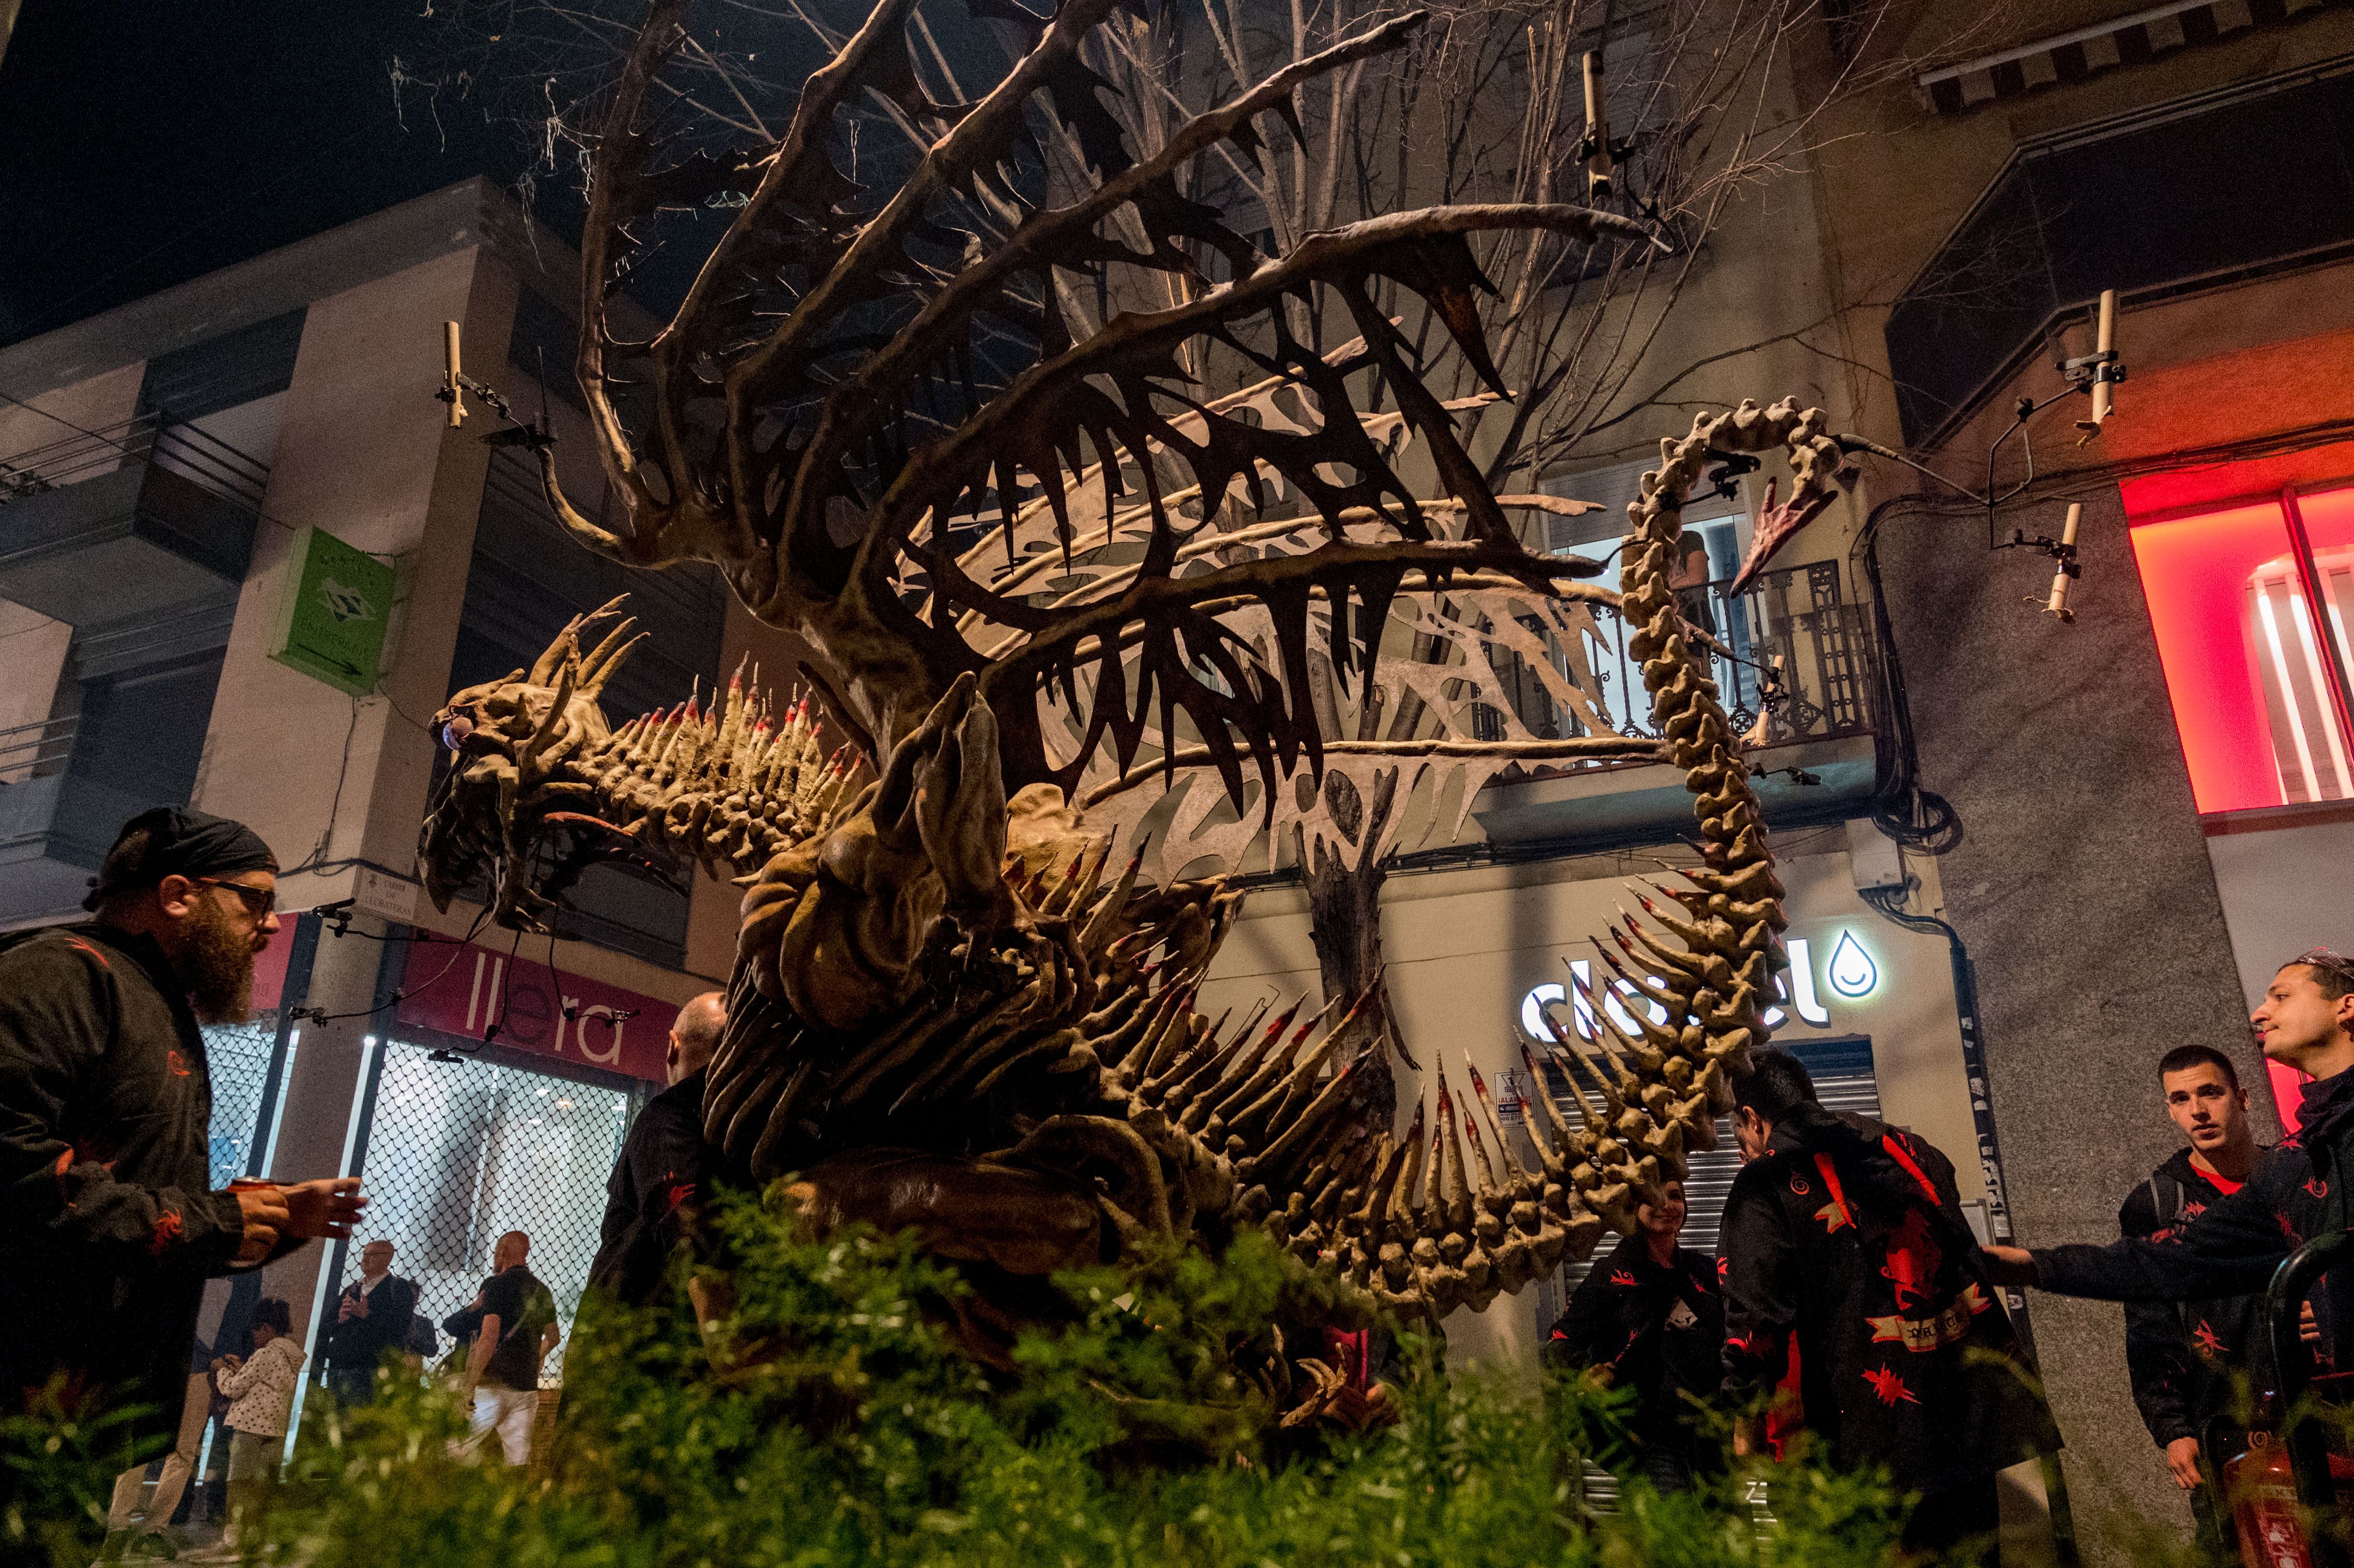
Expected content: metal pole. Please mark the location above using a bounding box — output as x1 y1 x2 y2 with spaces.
1865 885 2082 1564
301 926 409 1396
246 912 320 1179
2280 486 2354 783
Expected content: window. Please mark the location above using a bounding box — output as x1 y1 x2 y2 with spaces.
2130 482 2354 814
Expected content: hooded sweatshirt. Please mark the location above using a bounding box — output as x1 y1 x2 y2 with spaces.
2034 1065 2353 1386
216 1336 306 1438
1718 1104 2061 1494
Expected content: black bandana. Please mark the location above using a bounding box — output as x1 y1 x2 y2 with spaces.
84 806 279 910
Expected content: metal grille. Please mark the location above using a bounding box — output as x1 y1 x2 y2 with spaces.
200 1015 285 1190
351 1040 638 1386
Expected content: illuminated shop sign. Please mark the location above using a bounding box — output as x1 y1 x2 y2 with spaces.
1518 929 1880 1042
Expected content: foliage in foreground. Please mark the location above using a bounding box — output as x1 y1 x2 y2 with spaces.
22 1191 1971 1567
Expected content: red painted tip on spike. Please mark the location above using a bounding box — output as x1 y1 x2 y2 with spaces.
1638 893 1664 917
1467 1063 1488 1095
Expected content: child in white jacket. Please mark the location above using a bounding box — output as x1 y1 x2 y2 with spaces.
204 1298 304 1555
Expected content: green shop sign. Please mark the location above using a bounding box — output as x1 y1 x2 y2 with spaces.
269 526 394 696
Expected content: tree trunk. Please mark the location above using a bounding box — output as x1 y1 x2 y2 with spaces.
1300 769 1410 1146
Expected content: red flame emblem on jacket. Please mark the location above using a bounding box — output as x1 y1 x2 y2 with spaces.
149 1208 185 1257
1608 1270 1638 1287
1863 1365 1920 1406
1880 1208 1942 1313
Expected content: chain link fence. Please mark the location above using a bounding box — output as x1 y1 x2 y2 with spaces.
201 1014 284 1189
350 1040 641 1384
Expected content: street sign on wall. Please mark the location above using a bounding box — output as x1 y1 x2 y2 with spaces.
268 525 393 696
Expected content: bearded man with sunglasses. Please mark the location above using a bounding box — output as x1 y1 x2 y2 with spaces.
0 807 365 1471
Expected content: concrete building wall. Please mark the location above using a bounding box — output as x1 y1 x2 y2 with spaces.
1780 12 2354 1558
1868 475 2265 1554
193 244 517 901
0 359 145 460
0 600 72 773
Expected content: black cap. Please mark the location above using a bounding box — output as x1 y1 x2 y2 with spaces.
84 806 279 911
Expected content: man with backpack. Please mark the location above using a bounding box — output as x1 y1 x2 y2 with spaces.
2120 1045 2271 1563
456 1230 559 1466
1719 1049 2061 1559
1986 951 2354 1456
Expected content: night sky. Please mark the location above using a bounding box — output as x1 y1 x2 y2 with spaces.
0 4 527 346
0 1 869 349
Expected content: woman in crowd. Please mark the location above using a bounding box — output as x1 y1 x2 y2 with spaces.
200 1297 305 1558
1541 1179 1725 1493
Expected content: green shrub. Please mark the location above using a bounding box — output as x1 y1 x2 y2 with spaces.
25 1190 1940 1567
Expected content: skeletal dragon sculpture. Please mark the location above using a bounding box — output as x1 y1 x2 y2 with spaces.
421 398 1839 1356
417 0 1853 1412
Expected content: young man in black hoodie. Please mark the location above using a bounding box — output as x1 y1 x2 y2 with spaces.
1987 950 2354 1407
2121 1044 2270 1563
1719 1049 2060 1558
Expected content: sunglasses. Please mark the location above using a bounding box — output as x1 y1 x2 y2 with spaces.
196 878 277 919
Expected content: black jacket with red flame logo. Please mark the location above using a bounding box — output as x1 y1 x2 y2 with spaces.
1718 1104 2060 1493
1542 1233 1723 1453
2117 1145 2270 1451
0 923 251 1443
2036 1065 2351 1388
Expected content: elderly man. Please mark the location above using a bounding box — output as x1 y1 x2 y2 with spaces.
0 810 365 1494
321 1239 419 1406
589 991 724 1307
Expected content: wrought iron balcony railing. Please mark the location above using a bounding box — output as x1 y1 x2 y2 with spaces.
1473 557 1877 773
0 714 76 785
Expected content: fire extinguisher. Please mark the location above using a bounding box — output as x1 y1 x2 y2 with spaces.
2222 1415 2316 1568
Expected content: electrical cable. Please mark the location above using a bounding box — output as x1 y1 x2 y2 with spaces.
279 694 364 878
481 924 527 1045
293 905 492 1027
1851 491 1974 856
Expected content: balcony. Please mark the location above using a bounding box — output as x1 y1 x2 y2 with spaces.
0 413 269 628
0 626 232 925
1884 60 2354 450
0 714 99 920
1467 559 1880 852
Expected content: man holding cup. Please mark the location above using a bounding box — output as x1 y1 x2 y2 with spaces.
0 808 365 1475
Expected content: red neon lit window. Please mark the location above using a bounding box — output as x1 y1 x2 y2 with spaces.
2130 485 2354 814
